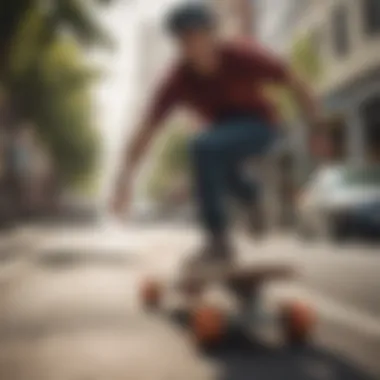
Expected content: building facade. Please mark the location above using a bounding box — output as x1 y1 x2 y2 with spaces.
254 0 310 228
135 17 175 109
316 0 380 163
256 0 311 51
266 0 380 164
255 0 380 228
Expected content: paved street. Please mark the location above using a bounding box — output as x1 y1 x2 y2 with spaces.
0 223 379 380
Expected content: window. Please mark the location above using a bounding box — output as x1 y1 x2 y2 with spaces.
332 5 350 57
363 0 380 35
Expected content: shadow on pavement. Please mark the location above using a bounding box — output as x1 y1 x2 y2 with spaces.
36 249 139 269
204 339 375 380
169 310 376 380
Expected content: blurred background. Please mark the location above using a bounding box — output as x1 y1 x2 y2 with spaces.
1 0 380 234
0 1 379 379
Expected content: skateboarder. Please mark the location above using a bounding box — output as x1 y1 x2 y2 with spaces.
112 3 322 267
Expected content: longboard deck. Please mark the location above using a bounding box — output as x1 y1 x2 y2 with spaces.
174 261 296 290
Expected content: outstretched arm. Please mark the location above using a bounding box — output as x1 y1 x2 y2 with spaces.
114 119 158 199
112 69 180 214
237 41 322 125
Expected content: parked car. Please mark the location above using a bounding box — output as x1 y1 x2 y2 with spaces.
296 164 380 241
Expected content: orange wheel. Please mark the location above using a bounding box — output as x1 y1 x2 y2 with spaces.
281 300 315 344
190 305 226 347
140 278 162 310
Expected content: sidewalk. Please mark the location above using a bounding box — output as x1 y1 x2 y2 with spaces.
0 223 378 378
0 226 44 258
0 223 215 380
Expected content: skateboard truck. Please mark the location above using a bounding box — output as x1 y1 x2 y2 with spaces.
139 263 315 349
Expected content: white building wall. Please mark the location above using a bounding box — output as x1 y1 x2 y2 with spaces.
258 0 380 165
136 19 175 106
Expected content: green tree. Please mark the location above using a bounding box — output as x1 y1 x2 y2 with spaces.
146 122 190 201
291 33 322 83
33 39 100 186
9 9 103 187
276 32 323 122
1 1 115 189
0 0 112 80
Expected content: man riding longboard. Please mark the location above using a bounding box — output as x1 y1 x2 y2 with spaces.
112 3 322 271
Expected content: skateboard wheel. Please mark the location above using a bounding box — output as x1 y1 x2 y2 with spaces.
140 278 162 310
281 300 315 344
190 305 226 347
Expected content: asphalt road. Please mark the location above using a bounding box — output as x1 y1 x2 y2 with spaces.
0 223 378 380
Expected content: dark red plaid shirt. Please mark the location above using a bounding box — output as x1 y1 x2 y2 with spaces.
147 40 290 128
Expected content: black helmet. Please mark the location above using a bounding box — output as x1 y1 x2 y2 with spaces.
165 2 216 37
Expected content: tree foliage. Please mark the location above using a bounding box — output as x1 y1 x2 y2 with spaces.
10 10 101 185
1 1 114 189
1 0 112 78
291 33 322 83
270 32 323 123
146 122 190 201
0 1 32 74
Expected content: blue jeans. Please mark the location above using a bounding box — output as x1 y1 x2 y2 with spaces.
190 116 279 237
